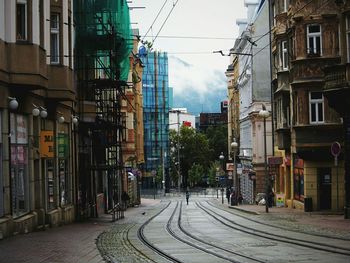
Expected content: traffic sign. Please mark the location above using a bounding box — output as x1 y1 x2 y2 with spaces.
331 141 341 157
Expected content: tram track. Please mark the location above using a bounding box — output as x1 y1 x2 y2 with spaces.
176 201 266 263
137 201 184 263
137 200 265 262
196 201 350 257
207 200 350 241
166 202 250 263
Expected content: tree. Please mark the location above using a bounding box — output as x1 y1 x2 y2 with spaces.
188 163 205 187
205 125 228 162
208 161 220 187
169 126 211 188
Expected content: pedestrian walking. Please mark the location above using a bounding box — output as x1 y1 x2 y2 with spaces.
186 191 190 205
226 188 230 204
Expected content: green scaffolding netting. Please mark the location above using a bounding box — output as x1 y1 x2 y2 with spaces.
74 0 133 82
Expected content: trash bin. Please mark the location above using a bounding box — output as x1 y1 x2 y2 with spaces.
304 197 312 212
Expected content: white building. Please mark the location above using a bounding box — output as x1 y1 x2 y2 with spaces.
169 108 196 131
229 0 272 203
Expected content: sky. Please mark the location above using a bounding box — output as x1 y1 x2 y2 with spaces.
130 0 246 114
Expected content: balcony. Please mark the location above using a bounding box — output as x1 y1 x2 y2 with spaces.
291 57 340 84
324 63 350 91
323 63 350 115
294 124 343 160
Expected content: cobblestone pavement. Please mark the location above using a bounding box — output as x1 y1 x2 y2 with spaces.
0 196 349 263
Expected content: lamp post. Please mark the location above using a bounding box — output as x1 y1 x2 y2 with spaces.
259 105 270 213
231 139 238 205
219 152 225 204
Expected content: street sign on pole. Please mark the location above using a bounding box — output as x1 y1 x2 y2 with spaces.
331 141 341 158
331 141 341 211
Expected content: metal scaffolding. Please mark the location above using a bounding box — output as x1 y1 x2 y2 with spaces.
74 0 132 219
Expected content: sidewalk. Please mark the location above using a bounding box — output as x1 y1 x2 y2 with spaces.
0 199 161 263
228 203 350 232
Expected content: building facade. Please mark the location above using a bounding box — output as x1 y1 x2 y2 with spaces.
229 0 272 204
169 108 196 131
142 51 170 191
271 0 345 212
322 0 350 217
122 29 144 207
0 0 76 238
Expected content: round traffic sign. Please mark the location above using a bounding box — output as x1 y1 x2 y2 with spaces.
331 141 341 157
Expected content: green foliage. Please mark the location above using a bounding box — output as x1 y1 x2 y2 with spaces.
188 163 205 187
204 125 228 161
169 124 228 188
208 161 221 187
156 165 163 184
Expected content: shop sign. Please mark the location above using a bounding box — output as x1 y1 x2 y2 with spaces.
57 134 68 158
226 163 234 171
10 114 28 144
40 131 54 158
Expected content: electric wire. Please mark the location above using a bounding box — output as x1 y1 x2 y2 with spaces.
142 0 169 41
153 0 180 44
249 0 332 59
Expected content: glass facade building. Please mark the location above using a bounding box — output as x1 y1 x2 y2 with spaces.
142 52 170 188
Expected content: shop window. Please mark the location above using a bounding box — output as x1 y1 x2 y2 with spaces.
50 13 60 64
45 159 55 210
10 114 29 217
309 91 324 124
294 159 304 201
16 0 27 40
58 133 70 206
307 24 322 56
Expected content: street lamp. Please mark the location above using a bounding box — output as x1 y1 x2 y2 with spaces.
219 152 225 204
231 139 238 205
259 104 270 213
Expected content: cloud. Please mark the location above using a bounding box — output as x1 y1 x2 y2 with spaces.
169 55 227 97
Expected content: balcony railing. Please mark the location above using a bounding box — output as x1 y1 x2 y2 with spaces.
324 63 350 91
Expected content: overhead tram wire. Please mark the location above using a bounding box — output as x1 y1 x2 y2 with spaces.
139 35 237 41
142 0 169 41
214 0 332 57
152 0 180 44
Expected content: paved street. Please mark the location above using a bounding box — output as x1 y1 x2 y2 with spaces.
0 195 349 263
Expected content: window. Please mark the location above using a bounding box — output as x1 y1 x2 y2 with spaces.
307 24 322 55
16 0 27 40
58 133 70 206
346 15 350 62
309 92 324 124
50 13 60 64
282 0 289 13
276 98 283 128
281 41 288 70
10 114 29 217
272 3 276 26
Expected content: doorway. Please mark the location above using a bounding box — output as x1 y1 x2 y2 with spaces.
318 168 332 210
